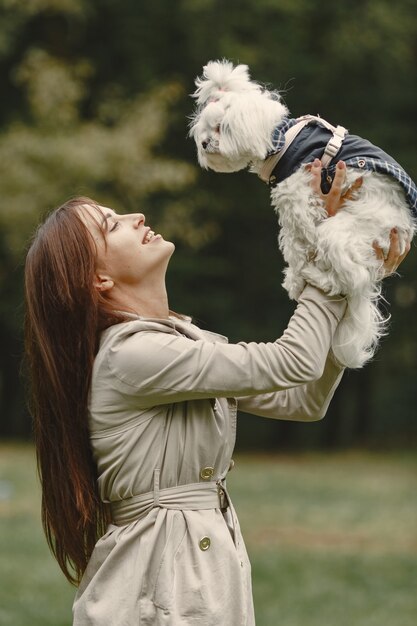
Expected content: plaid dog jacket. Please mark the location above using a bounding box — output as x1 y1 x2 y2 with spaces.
268 116 417 218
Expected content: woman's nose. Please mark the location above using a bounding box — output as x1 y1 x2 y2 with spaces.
132 213 145 228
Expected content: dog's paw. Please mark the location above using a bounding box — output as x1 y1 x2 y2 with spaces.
282 268 306 300
299 264 347 296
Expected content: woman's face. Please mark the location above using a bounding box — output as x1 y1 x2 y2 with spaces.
79 204 175 291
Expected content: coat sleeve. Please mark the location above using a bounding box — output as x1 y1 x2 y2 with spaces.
107 285 347 405
236 350 344 422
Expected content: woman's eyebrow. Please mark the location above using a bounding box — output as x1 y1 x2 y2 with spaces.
100 212 115 227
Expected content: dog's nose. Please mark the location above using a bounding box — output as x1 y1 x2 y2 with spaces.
201 140 208 150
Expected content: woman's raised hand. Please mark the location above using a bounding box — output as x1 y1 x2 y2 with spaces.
373 229 411 277
309 158 411 276
309 158 362 217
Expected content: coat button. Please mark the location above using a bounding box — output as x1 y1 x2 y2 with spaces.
200 466 214 480
199 536 211 551
358 158 366 167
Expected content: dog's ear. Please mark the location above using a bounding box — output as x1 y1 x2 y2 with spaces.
219 93 289 160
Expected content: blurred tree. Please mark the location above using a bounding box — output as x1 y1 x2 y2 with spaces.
0 0 205 435
0 0 415 446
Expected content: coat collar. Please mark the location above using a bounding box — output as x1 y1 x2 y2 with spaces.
110 312 229 345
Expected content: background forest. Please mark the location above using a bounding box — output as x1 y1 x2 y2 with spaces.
0 0 416 449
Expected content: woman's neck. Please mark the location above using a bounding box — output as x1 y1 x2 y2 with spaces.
109 284 170 319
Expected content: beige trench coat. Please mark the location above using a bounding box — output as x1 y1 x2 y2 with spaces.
73 285 346 625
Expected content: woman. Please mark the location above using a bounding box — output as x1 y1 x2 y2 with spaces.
24 161 408 625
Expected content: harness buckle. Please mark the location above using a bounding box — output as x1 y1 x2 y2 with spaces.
321 125 347 167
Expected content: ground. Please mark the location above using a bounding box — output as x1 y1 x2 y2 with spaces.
0 444 416 626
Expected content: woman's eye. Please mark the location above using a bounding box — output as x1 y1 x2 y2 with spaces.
110 221 119 232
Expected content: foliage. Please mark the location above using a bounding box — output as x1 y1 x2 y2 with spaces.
0 0 416 443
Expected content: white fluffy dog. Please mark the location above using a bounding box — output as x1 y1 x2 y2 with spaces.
189 60 416 369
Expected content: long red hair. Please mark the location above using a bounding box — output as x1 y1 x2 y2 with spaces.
24 197 129 585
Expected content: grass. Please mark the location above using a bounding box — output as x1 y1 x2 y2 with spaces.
228 452 417 626
0 444 416 625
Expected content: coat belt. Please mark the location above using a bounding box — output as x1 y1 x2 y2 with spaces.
109 470 229 526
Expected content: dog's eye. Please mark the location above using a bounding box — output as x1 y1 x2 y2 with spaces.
215 124 221 133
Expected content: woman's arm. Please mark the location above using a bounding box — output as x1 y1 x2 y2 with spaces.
104 161 408 407
106 284 347 405
236 350 343 422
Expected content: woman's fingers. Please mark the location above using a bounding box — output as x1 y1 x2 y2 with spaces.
373 229 411 277
309 159 356 217
342 176 363 202
372 242 385 261
384 229 400 268
325 161 346 216
400 240 411 263
308 160 411 278
309 158 322 195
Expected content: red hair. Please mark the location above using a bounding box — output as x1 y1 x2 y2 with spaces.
24 197 129 584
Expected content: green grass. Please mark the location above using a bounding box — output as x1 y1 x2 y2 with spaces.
1 445 416 626
228 452 417 625
0 444 74 626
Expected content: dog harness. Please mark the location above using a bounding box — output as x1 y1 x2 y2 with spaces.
258 115 417 218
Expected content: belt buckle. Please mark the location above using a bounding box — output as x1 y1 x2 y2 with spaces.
216 480 228 510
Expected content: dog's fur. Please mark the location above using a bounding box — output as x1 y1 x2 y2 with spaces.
189 60 415 368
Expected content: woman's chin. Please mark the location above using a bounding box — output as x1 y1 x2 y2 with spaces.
161 239 175 255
